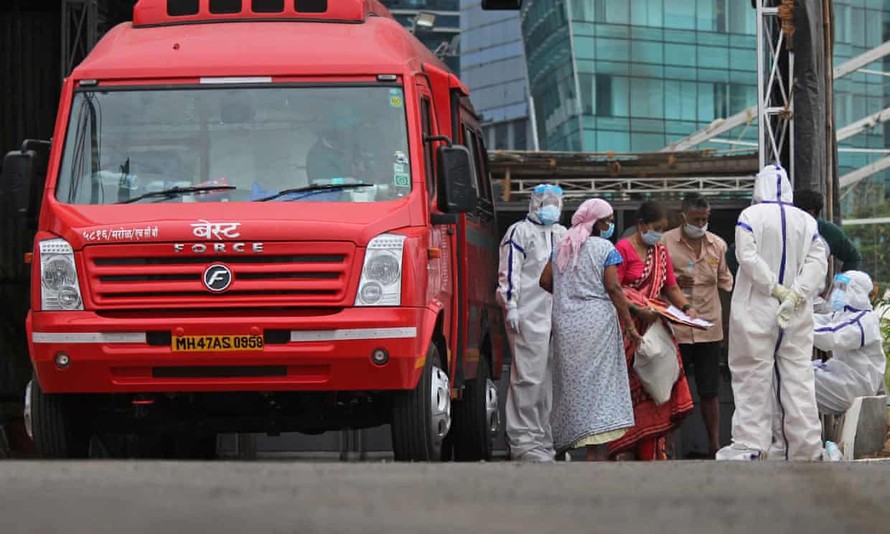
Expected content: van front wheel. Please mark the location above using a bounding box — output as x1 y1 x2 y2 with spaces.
30 376 91 459
451 355 499 461
391 344 450 461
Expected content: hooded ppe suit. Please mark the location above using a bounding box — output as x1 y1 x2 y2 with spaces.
496 185 567 461
718 165 828 461
813 271 887 414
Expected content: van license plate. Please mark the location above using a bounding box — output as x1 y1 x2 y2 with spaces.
172 335 264 352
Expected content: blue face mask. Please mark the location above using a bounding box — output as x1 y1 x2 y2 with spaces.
642 230 663 246
600 222 615 239
536 205 560 225
829 289 846 312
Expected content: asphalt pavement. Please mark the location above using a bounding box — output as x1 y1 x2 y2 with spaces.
1 460 888 533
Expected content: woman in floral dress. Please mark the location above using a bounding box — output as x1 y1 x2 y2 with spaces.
550 198 639 461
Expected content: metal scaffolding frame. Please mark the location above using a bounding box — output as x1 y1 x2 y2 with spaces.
836 106 890 142
488 150 760 209
663 42 890 154
756 0 794 181
839 156 890 188
61 0 98 81
503 175 757 200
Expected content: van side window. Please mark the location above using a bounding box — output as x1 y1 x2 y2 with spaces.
462 125 480 195
470 130 492 202
420 98 435 196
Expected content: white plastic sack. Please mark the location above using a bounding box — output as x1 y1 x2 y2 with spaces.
634 320 680 405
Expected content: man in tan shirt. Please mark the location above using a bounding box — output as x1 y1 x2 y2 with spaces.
662 193 734 457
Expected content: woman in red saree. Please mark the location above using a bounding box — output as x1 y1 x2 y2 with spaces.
609 201 696 461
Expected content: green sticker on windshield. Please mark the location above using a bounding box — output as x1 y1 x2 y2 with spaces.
389 88 404 108
394 173 410 188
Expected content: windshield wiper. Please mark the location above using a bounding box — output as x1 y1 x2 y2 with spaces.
117 185 236 204
257 182 373 202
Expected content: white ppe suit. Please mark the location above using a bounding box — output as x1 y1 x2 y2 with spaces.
813 271 887 414
719 165 828 461
496 186 566 461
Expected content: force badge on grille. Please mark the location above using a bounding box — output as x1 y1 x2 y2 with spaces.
202 264 233 293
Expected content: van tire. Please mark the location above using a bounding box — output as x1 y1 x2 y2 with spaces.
30 376 90 459
391 344 450 461
451 355 498 461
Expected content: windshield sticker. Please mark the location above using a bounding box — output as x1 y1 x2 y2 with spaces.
83 225 159 242
394 173 410 188
191 220 241 240
394 151 408 165
389 89 404 108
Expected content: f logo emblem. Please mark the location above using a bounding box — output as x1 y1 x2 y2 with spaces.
202 264 233 293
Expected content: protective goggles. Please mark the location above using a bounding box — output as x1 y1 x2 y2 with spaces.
533 184 564 196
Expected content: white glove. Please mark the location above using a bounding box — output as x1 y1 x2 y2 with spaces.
772 284 791 302
776 291 802 329
506 308 520 333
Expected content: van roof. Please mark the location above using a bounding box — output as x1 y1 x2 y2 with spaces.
71 5 449 82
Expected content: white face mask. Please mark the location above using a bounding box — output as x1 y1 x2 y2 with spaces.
684 223 708 239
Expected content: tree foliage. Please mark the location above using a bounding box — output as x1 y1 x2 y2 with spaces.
843 222 890 288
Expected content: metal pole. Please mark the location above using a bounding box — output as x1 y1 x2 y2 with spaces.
823 0 836 223
61 0 99 81
756 0 794 184
756 0 766 171
789 47 795 187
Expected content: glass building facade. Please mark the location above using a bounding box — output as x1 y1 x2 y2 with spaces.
382 0 462 74
520 0 759 152
459 0 533 150
832 1 888 211
519 1 889 194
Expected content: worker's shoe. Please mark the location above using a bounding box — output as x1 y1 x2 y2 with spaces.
716 444 763 461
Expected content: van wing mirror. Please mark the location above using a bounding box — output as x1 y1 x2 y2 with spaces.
1 150 38 220
436 144 477 214
1 140 48 229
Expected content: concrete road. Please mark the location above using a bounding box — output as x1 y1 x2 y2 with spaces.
1 460 888 533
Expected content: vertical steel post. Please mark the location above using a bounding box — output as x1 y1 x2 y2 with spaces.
756 0 795 184
61 0 99 81
757 0 766 171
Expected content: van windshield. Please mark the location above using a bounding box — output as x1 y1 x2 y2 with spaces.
56 85 412 204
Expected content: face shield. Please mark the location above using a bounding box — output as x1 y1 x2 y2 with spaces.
529 184 564 225
828 274 851 312
831 271 874 312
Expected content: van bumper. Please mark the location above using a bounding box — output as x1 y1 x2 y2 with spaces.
28 307 435 394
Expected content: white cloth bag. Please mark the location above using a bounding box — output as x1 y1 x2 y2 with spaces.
634 320 680 405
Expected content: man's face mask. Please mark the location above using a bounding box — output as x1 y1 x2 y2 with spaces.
684 223 707 239
682 209 709 240
537 205 561 225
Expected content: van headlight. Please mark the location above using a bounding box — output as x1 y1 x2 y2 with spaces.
355 234 405 307
39 238 83 311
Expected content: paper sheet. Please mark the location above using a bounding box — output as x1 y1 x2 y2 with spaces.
665 305 714 328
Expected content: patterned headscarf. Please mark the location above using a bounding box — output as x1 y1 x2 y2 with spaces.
555 198 613 272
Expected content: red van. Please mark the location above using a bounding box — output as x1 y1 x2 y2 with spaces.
2 0 503 461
